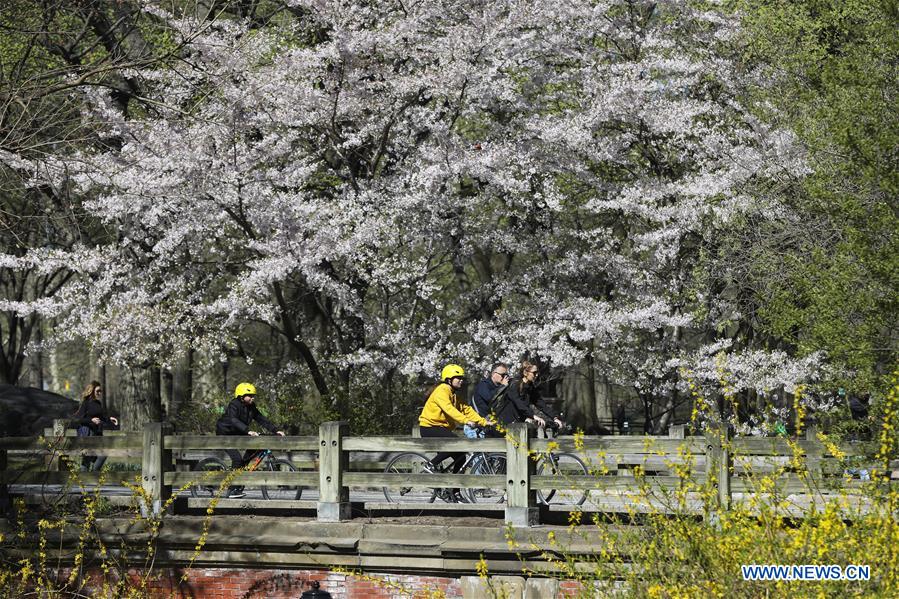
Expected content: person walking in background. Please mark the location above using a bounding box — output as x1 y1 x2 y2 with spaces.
73 381 118 471
215 382 285 498
614 402 627 435
464 362 509 439
845 392 872 480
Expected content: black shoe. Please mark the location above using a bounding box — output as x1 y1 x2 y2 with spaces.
227 487 246 499
438 489 465 503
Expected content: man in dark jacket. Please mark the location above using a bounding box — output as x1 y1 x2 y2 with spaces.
215 382 284 498
464 362 509 438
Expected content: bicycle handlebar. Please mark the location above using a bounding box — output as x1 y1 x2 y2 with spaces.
469 422 497 432
468 420 572 434
542 419 573 435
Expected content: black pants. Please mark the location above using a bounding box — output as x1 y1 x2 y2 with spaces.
419 426 465 473
485 427 504 439
222 441 253 494
225 448 255 469
77 426 107 471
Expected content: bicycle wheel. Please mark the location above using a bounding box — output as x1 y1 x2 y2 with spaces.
383 452 438 503
190 457 229 498
466 453 507 504
536 452 588 506
261 458 303 500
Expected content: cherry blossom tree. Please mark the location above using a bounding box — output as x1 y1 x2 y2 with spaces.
2 0 823 428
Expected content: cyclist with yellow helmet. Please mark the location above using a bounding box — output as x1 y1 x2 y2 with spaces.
215 382 285 498
418 364 490 502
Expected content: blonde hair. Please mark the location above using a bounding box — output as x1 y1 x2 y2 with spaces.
81 380 102 403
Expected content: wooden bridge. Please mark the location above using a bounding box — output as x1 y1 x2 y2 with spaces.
1 421 892 596
1 420 884 526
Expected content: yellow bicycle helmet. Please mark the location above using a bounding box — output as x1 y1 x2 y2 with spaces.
234 382 257 398
440 364 465 381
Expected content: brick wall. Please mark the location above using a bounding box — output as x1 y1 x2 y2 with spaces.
53 567 596 597
59 567 464 598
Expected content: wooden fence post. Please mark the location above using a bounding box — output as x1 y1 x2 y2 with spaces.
505 422 538 527
705 421 731 514
668 424 686 439
318 421 350 522
142 422 172 517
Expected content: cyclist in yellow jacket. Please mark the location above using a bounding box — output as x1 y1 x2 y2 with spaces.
418 364 490 502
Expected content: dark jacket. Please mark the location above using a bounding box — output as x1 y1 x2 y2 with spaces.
73 399 113 435
215 398 277 435
849 396 869 421
472 378 505 416
493 377 557 425
848 396 871 441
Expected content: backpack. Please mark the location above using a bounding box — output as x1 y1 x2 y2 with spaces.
488 384 509 417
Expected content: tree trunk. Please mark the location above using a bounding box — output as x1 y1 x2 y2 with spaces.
34 324 44 390
559 357 599 432
161 367 174 420
0 312 36 385
170 347 194 422
118 366 162 430
642 393 653 434
592 370 618 429
272 282 331 399
656 391 676 433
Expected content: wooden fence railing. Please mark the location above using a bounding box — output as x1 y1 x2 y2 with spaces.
0 420 885 527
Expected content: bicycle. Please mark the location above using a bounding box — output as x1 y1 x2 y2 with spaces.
382 426 506 504
464 450 507 503
534 421 589 506
191 442 302 500
463 420 587 506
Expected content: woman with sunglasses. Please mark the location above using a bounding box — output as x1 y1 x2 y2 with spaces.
492 360 563 430
73 381 119 471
